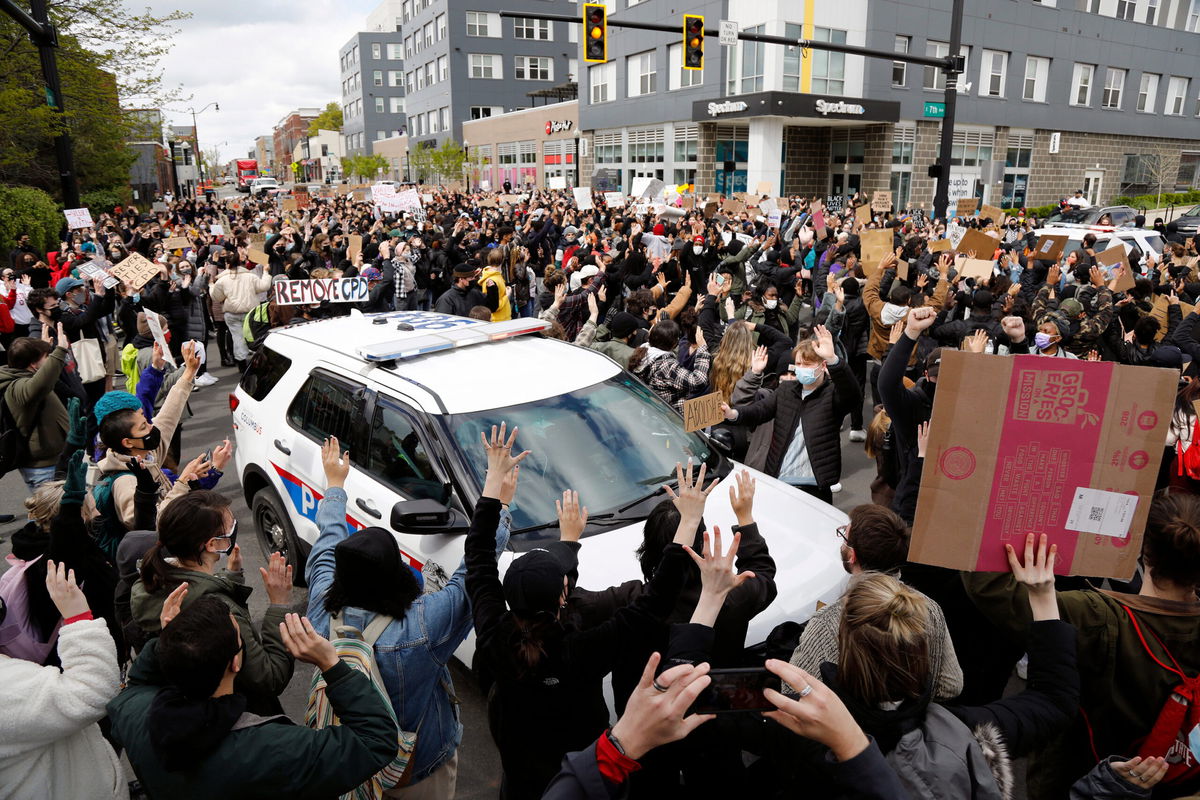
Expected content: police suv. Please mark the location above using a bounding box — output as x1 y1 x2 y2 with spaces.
231 310 847 658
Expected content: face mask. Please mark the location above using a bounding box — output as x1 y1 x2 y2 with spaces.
47 306 62 322
131 293 141 304
70 290 86 305
693 245 704 255
1034 332 1054 350
132 425 162 452
795 366 821 386
764 298 778 310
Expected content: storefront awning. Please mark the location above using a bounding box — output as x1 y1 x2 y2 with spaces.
692 91 900 125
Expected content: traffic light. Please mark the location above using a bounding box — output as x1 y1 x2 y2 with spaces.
683 14 704 70
583 3 606 63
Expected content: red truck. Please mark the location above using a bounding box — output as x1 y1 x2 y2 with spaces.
235 159 259 192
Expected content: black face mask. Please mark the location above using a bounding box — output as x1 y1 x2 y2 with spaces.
133 425 162 452
46 307 62 322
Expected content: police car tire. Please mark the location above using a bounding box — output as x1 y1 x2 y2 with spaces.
252 487 308 587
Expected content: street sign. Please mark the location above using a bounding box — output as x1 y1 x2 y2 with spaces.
719 20 737 46
923 101 945 118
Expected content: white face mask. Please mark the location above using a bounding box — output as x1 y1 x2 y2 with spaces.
693 245 704 255
764 298 778 310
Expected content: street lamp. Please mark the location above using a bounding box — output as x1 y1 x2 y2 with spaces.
187 101 219 183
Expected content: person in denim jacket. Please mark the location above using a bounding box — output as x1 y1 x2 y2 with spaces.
305 436 513 798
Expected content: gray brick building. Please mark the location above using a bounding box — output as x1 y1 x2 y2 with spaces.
578 0 1200 208
339 31 410 157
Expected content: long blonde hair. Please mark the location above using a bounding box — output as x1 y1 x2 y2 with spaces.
24 480 65 532
710 321 755 403
838 572 931 705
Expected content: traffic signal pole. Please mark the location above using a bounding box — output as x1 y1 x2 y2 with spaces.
500 8 966 218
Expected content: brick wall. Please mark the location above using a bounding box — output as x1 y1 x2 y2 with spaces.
695 123 717 195
783 127 830 197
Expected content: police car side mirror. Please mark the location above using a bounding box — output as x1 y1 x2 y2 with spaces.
391 499 468 534
706 427 734 457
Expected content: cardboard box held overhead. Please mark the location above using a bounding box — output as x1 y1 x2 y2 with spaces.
910 351 1176 580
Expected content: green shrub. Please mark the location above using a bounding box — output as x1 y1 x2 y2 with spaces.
79 188 129 216
0 185 62 257
1110 190 1200 210
1002 203 1059 218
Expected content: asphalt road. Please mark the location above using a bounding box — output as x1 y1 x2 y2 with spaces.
0 355 878 797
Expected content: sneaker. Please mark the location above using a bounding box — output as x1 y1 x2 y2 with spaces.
194 373 219 387
848 429 867 442
830 482 843 494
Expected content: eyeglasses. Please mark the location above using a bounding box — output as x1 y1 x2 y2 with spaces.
836 524 850 543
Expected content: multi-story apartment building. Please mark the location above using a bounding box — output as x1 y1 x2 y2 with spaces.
340 32 410 156
273 108 321 178
578 0 1200 208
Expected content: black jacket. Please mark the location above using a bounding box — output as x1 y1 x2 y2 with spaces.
878 333 935 523
433 283 488 317
729 356 861 485
466 497 688 799
60 291 115 345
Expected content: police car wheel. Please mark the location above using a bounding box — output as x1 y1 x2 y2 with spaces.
252 487 307 587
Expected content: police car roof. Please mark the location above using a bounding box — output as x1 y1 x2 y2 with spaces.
269 310 622 414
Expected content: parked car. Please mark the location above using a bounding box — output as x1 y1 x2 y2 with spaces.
1044 205 1138 228
249 177 279 197
1031 226 1166 263
1173 205 1200 238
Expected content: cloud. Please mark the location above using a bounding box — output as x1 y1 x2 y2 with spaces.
142 0 378 163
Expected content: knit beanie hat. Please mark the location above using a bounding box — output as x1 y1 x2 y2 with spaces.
94 391 143 425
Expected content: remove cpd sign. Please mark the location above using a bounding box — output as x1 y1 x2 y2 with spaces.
273 278 370 305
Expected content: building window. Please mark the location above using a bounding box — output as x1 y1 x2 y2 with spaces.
733 25 765 94
1187 0 1199 29
390 97 405 114
949 128 994 167
429 111 438 134
404 36 412 59
375 97 385 113
514 17 551 39
1070 63 1095 106
519 141 537 164
424 62 434 86
373 70 383 86
436 13 446 39
781 23 803 91
470 106 497 119
1102 67 1125 109
893 36 909 87
1116 0 1136 17
515 56 552 81
979 50 1007 97
590 61 615 103
832 139 865 165
810 28 846 94
498 142 517 165
402 0 411 22
674 130 698 162
466 11 500 37
667 43 703 89
1146 0 1159 23
423 22 433 47
1003 132 1034 207
416 67 424 89
387 43 403 59
627 50 657 97
440 107 449 133
1137 73 1160 112
1023 56 1049 102
924 41 969 91
568 58 578 81
372 43 382 59
470 53 502 79
594 132 623 164
405 71 414 93
438 55 448 81
1167 76 1189 115
569 22 578 43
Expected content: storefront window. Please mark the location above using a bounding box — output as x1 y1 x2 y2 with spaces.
716 139 749 162
674 140 698 162
1002 133 1033 207
715 169 747 195
673 168 697 185
892 141 913 165
832 140 865 165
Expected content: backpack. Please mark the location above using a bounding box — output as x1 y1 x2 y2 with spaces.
305 613 417 799
1120 605 1200 786
1177 416 1200 481
0 554 61 664
0 384 34 479
91 470 134 563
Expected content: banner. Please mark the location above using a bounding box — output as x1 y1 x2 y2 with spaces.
272 277 370 305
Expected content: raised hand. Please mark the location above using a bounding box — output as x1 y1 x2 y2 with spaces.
728 469 755 525
44 559 89 620
609 653 714 761
159 582 189 630
499 464 520 506
260 551 294 606
750 345 769 375
685 526 754 599
889 319 906 344
905 305 936 338
279 614 339 672
178 451 212 482
1001 315 1025 343
763 660 870 763
962 329 989 354
1005 532 1058 621
812 325 836 361
480 422 530 476
664 459 717 524
915 420 931 459
555 489 588 542
152 342 166 370
322 436 350 488
182 340 201 375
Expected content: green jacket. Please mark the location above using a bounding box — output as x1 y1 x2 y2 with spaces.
964 572 1200 799
131 568 294 707
0 346 68 468
717 242 762 298
108 639 397 800
589 335 636 369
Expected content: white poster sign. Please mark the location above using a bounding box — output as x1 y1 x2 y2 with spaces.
63 208 94 230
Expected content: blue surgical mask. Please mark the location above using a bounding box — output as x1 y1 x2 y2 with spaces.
1034 332 1054 350
795 366 821 386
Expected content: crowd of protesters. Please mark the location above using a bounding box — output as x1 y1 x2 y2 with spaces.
0 179 1199 800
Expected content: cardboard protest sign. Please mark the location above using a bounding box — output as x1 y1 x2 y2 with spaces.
1149 296 1196 340
811 206 827 239
980 204 1004 223
499 194 521 205
1112 266 1136 294
682 196 695 210
754 181 772 197
348 234 363 261
957 258 995 281
956 229 998 259
683 392 725 432
63 208 94 230
109 253 161 291
871 191 892 213
547 176 567 190
859 230 893 275
282 198 298 212
249 233 266 248
929 238 953 253
293 190 311 209
956 198 979 217
722 198 745 215
896 259 910 281
210 224 225 236
1033 234 1069 263
272 278 370 306
1096 245 1126 271
855 204 872 226
911 350 1176 579
247 248 270 266
162 236 191 250
573 187 594 211
703 201 718 219
152 202 169 213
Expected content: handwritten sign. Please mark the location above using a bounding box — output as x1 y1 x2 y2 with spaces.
152 202 168 213
871 191 892 213
604 191 625 209
63 208 94 230
210 224 225 236
573 186 594 211
272 277 370 305
956 198 979 217
249 232 266 247
1033 234 1069 263
144 311 175 368
980 204 1003 222
855 204 872 225
293 190 311 210
109 253 161 291
162 236 191 250
348 234 363 261
683 391 725 433
282 197 298 212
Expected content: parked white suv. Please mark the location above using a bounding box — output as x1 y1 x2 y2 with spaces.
230 310 848 659
249 178 279 197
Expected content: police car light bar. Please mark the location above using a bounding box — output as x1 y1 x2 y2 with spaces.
357 318 552 362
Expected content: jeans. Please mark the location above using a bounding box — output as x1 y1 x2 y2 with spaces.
224 312 249 362
19 464 57 494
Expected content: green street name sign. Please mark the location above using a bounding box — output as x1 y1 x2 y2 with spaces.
923 101 945 118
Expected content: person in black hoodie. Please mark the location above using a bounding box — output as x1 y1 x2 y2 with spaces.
466 423 697 799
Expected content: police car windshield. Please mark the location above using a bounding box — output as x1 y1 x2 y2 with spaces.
445 374 714 532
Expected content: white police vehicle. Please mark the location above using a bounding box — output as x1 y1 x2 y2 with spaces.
231 310 847 658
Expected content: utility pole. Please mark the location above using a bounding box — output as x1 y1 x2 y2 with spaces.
933 0 966 220
1 0 80 207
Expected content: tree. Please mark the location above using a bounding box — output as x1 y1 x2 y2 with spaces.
308 101 343 137
201 146 224 180
430 139 466 185
0 1 190 199
340 153 389 182
408 146 434 183
1143 151 1177 212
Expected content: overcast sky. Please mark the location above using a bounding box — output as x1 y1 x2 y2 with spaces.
146 0 379 163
